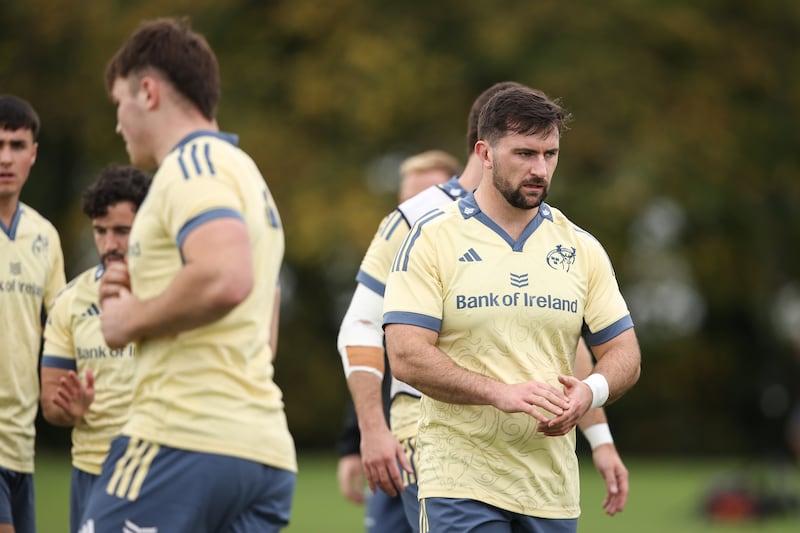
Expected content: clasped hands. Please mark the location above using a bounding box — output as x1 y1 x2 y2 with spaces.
497 375 594 436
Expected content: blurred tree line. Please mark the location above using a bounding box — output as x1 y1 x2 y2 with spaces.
3 0 799 456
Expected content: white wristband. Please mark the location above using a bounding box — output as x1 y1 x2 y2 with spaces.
583 423 614 450
582 373 609 409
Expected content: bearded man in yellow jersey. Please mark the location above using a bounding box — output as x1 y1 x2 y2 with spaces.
384 86 641 532
41 166 149 533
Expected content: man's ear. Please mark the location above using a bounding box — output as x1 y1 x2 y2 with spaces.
138 76 160 111
475 140 493 169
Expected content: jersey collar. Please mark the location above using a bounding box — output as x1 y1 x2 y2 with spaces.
457 191 553 222
458 191 554 251
171 130 240 153
0 204 24 240
439 176 468 200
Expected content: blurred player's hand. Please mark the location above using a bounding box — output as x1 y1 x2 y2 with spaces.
361 428 411 497
591 443 629 515
100 286 141 349
99 261 131 304
337 454 366 505
100 262 139 348
52 369 95 421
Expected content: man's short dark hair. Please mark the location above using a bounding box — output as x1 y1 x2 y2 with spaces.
0 95 40 139
477 87 571 147
81 166 151 219
105 17 220 120
466 82 525 157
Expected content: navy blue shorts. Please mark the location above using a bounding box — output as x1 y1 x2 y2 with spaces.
366 488 411 533
79 436 296 532
70 467 99 533
420 497 577 533
0 466 35 533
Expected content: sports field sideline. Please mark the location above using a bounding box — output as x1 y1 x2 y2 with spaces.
34 452 798 532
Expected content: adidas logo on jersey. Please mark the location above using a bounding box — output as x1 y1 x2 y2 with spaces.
458 248 482 262
81 303 101 317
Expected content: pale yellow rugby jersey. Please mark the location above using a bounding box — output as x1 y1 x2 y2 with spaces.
383 193 633 518
124 131 295 472
0 203 65 473
355 177 466 440
42 265 135 475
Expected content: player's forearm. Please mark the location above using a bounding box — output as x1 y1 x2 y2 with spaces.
578 408 616 450
347 372 390 434
396 351 500 406
578 406 608 433
386 324 500 406
590 329 641 405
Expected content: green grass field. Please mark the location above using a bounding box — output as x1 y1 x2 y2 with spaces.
34 452 799 532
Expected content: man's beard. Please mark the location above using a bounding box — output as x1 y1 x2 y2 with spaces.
102 251 125 266
492 167 548 210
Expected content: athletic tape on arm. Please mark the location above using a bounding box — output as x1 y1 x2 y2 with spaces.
337 283 386 378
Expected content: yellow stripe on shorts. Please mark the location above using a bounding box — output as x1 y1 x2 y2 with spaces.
106 437 161 501
419 498 429 533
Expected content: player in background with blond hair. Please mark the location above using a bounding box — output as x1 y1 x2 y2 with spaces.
338 148 461 532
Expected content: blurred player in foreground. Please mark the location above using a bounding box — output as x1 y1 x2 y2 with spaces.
81 17 296 532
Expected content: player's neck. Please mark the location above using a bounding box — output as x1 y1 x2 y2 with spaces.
473 180 539 241
153 113 218 166
0 195 20 228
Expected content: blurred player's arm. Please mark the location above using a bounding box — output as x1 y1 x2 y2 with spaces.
338 454 366 505
101 217 252 347
337 283 410 497
336 400 366 505
41 290 94 427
